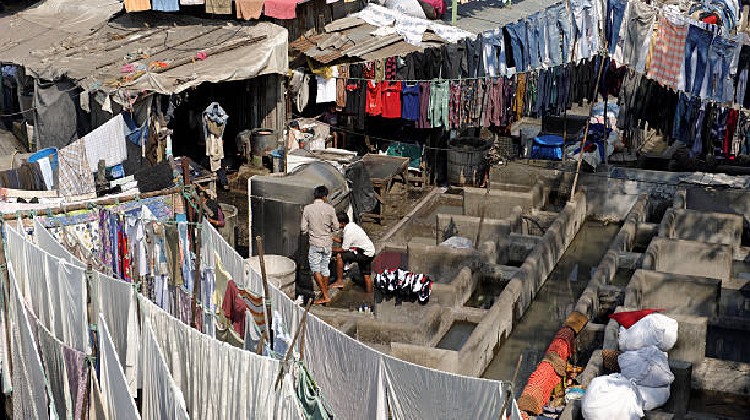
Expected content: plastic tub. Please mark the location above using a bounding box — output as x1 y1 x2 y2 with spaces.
28 147 58 172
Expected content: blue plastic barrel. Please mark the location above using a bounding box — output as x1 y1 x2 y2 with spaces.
28 147 58 172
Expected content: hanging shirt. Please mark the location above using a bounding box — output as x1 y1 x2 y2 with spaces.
152 0 180 11
315 67 338 103
221 279 248 337
124 0 150 11
401 83 420 122
366 81 383 116
264 0 300 19
381 81 402 119
235 0 263 19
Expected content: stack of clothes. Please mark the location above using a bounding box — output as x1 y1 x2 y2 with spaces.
373 269 432 303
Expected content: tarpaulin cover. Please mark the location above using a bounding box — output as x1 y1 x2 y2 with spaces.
0 1 288 95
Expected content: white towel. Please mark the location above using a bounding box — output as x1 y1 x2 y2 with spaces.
38 156 54 190
84 114 127 172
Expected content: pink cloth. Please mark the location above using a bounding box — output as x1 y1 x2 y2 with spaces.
263 0 299 19
421 0 445 15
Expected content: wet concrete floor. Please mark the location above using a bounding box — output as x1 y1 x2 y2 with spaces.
481 220 621 393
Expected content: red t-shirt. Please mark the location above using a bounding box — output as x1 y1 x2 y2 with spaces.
366 81 382 116
381 81 402 119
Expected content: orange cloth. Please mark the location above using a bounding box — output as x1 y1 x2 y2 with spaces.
124 0 151 12
236 0 263 19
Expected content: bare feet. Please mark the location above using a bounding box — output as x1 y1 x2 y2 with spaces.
329 281 344 289
314 297 331 305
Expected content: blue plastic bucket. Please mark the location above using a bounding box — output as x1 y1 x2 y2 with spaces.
28 147 58 172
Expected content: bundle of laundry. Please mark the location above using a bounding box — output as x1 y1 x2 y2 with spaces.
374 268 432 303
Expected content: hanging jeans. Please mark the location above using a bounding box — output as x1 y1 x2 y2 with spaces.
571 0 595 60
429 81 449 128
673 93 700 144
607 0 628 54
707 36 738 102
619 1 656 72
546 3 572 66
737 69 749 105
526 12 545 69
683 25 714 97
506 21 528 72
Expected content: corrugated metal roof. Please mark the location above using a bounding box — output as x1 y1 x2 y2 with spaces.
301 14 457 63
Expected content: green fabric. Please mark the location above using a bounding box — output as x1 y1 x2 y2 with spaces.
298 367 333 419
386 142 422 168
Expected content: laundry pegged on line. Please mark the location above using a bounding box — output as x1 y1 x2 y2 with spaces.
374 268 433 303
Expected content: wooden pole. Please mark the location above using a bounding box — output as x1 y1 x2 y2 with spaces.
451 0 458 25
475 180 490 249
1 186 184 221
255 236 275 350
569 56 606 202
274 300 313 390
499 354 524 419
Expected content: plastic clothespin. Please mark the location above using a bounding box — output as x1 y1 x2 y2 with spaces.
47 209 53 218
87 202 94 210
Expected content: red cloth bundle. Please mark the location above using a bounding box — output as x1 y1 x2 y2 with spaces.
519 361 561 415
547 326 575 360
609 308 664 328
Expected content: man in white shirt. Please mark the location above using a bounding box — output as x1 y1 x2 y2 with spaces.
332 213 376 292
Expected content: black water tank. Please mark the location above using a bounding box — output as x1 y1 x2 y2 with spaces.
447 137 490 186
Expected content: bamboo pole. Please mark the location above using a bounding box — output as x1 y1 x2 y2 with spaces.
274 300 313 390
0 222 13 384
255 236 275 350
1 186 184 221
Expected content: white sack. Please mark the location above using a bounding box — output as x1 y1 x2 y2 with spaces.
637 385 670 411
619 313 678 351
618 346 675 387
582 374 644 420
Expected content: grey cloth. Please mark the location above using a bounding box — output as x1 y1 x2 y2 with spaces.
620 1 656 71
97 314 140 420
32 310 70 420
33 79 79 150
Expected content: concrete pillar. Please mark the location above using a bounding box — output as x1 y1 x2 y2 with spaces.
664 360 692 417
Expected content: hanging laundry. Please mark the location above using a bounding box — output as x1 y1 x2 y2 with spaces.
8 265 52 420
152 0 180 11
124 0 150 12
83 114 128 172
97 315 140 420
141 321 190 420
57 139 96 197
205 0 232 14
236 0 264 19
264 0 301 19
315 67 338 103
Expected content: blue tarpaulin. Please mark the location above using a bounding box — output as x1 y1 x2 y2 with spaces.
531 134 564 160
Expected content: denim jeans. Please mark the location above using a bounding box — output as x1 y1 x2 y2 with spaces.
308 246 332 276
506 21 528 72
570 0 594 60
737 69 748 106
683 25 714 97
528 12 547 69
482 29 505 77
607 0 627 55
546 3 572 66
673 93 699 144
707 36 737 102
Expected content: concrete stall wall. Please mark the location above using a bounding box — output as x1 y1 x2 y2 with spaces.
659 209 743 250
463 183 544 219
450 192 588 377
575 194 649 319
685 187 750 219
435 212 521 245
406 242 480 282
624 269 721 318
643 237 733 281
